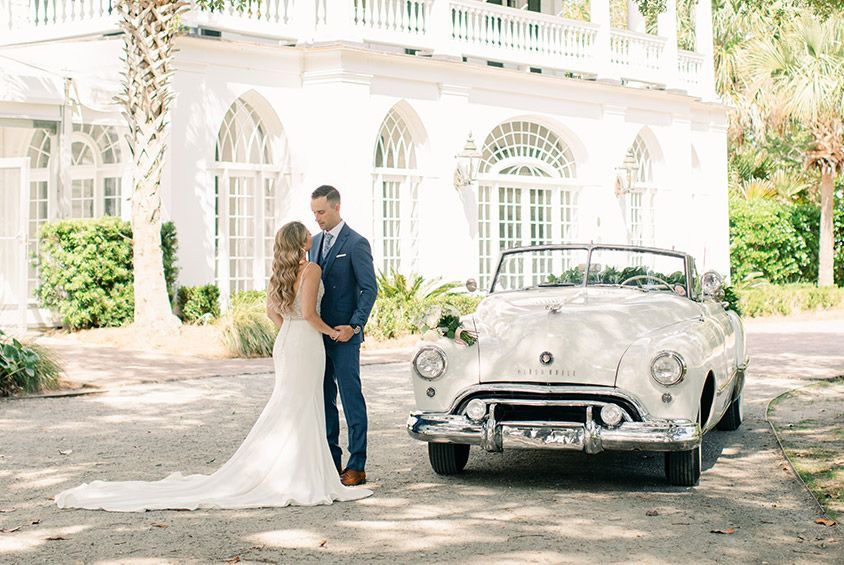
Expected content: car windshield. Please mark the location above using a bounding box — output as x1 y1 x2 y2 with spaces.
492 246 689 296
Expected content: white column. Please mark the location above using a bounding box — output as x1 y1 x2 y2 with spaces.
657 0 679 89
591 0 619 83
57 78 73 219
695 0 716 101
626 0 646 33
430 0 462 60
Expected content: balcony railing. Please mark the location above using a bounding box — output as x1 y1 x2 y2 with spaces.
1 0 715 99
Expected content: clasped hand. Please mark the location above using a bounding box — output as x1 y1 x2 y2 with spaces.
331 325 355 342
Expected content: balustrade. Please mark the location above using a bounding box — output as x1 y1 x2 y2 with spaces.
1 0 712 99
352 0 431 36
450 0 597 67
609 28 665 82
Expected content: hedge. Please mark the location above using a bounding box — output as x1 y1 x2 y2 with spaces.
730 198 843 285
735 284 844 317
36 217 179 329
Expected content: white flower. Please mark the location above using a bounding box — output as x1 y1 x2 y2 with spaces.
424 306 443 329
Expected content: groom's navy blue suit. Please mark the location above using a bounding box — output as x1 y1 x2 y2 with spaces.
309 224 377 472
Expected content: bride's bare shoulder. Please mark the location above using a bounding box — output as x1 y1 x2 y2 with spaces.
303 261 322 277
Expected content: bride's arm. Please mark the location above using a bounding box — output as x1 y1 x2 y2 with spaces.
300 264 341 340
266 295 284 329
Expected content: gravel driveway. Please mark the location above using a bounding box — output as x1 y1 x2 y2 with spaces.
1 317 842 564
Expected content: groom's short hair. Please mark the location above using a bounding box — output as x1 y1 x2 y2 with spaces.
312 185 341 205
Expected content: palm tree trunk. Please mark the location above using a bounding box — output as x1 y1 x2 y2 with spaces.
818 170 835 287
117 0 188 331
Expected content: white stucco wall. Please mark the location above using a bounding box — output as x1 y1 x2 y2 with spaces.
1 34 730 300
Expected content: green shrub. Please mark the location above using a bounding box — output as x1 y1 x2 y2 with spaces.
736 284 844 317
730 196 843 286
218 290 277 357
177 285 220 323
36 218 179 329
0 330 61 396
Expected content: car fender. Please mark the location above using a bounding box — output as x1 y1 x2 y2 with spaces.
615 317 724 421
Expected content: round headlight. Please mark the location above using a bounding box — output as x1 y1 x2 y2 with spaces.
651 351 686 386
413 347 447 380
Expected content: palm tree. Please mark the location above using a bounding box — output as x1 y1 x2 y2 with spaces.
116 0 244 331
743 13 844 286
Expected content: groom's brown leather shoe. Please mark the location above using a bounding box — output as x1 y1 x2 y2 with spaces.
340 469 366 486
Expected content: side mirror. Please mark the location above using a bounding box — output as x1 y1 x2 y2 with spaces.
465 278 478 293
701 271 724 301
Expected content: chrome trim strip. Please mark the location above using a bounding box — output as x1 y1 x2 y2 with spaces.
447 383 651 420
458 398 634 424
407 412 701 453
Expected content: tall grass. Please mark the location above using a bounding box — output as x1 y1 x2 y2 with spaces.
218 291 277 358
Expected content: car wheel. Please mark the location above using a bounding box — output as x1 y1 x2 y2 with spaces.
665 443 702 486
428 443 470 475
716 393 743 431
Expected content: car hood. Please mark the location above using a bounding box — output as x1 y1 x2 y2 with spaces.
473 287 703 386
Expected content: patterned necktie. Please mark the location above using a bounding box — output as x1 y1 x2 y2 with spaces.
322 232 333 261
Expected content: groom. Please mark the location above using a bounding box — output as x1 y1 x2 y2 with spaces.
309 185 378 486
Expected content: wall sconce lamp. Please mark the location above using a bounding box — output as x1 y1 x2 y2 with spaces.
614 152 639 196
454 133 481 190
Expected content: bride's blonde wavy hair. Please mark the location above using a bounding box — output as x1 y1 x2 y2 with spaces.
268 221 309 313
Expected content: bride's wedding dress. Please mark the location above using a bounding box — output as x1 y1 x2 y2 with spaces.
55 275 372 512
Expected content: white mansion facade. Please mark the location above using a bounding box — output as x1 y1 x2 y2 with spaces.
0 0 729 327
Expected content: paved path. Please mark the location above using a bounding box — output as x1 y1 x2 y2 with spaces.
0 318 842 564
33 334 415 391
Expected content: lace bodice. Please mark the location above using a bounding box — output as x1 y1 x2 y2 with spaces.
282 265 324 320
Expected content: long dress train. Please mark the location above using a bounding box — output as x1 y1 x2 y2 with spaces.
55 279 372 512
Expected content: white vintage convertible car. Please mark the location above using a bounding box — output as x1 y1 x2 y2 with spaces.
407 244 749 486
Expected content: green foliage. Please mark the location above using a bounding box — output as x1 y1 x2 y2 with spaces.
160 221 180 303
368 293 483 341
376 271 460 301
730 197 844 285
176 285 220 323
736 284 844 316
36 218 179 329
218 290 277 358
722 285 743 316
0 330 61 396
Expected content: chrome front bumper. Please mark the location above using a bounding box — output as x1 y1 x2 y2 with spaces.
407 410 701 454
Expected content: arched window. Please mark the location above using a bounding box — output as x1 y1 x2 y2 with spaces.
620 133 656 247
213 97 286 300
477 121 580 290
372 107 421 275
69 124 126 219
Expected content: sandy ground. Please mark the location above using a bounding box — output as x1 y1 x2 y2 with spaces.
1 318 842 564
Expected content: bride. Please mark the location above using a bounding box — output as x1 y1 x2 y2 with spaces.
55 221 373 511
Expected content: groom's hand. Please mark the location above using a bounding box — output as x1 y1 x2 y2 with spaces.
334 325 354 342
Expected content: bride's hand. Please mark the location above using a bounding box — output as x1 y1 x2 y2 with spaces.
330 329 340 341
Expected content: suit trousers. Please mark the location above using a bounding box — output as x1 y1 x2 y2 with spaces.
323 339 368 472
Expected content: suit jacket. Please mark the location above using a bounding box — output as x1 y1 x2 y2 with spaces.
309 223 378 345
